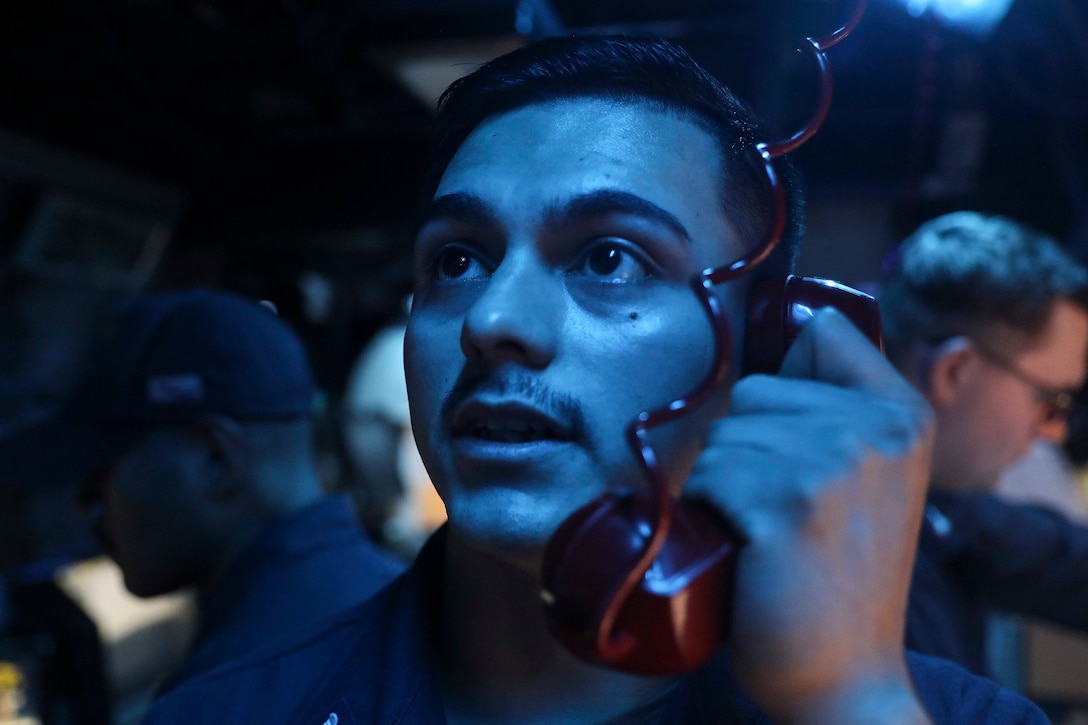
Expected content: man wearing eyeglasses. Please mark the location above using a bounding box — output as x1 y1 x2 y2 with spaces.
880 210 1088 679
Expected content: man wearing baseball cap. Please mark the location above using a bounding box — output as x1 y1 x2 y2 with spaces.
0 288 404 695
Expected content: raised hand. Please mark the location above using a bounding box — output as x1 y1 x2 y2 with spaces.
685 309 935 725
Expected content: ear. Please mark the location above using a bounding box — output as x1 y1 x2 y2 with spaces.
923 337 977 410
195 414 249 503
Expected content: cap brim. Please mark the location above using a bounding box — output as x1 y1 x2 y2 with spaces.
0 414 139 491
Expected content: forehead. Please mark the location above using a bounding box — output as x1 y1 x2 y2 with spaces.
434 97 743 260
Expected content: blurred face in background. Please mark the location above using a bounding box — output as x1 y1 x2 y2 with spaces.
929 298 1088 493
342 324 447 557
81 428 222 597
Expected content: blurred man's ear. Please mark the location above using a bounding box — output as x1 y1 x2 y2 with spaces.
196 415 249 502
924 337 975 410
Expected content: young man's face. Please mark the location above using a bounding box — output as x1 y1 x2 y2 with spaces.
405 98 749 560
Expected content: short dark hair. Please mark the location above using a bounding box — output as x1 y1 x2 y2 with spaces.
420 34 804 277
880 211 1088 362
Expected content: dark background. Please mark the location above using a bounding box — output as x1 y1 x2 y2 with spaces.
0 0 1085 396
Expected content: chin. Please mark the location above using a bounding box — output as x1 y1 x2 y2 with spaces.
445 487 579 564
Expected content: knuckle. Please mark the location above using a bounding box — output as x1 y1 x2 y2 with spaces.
849 389 934 456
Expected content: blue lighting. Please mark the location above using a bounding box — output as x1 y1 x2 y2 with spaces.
903 0 1015 36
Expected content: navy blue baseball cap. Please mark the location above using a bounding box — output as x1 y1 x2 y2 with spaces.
0 288 317 490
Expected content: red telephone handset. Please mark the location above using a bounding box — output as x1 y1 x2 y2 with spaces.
539 276 883 676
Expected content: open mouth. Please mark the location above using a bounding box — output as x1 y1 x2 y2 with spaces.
471 418 559 444
453 400 574 445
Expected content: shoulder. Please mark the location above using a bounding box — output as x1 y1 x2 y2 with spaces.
907 650 1049 724
142 529 451 725
286 494 407 575
141 573 412 724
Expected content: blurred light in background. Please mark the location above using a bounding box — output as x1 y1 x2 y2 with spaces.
903 0 1016 36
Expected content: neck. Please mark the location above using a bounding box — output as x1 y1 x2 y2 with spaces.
439 529 676 725
200 475 323 594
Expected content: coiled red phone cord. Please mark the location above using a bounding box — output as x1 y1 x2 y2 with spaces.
596 0 869 663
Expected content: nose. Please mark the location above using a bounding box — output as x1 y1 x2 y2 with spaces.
460 252 561 369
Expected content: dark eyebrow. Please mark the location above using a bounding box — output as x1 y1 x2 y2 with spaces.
417 192 498 230
417 188 692 244
548 189 692 244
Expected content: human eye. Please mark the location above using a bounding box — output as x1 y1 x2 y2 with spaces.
427 245 491 281
571 238 652 283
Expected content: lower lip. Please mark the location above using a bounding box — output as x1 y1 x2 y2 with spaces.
452 435 574 464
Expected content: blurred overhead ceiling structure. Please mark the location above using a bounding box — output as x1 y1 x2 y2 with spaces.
0 0 1085 243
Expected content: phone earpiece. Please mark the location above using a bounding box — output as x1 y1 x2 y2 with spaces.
745 275 884 375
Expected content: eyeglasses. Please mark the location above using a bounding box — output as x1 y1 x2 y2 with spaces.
972 340 1079 423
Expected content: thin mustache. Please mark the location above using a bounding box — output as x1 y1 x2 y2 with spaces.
440 371 586 438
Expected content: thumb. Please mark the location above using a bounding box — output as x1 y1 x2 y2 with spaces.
777 308 910 401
